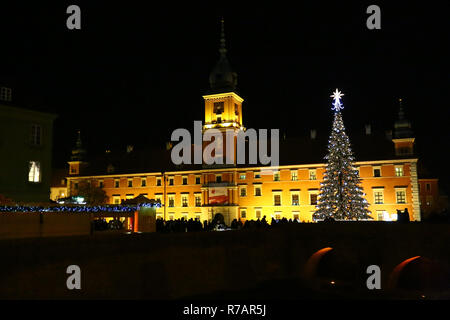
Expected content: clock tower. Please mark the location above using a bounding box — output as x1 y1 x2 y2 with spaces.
202 18 245 167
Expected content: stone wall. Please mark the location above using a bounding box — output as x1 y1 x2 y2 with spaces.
0 212 91 239
0 222 449 299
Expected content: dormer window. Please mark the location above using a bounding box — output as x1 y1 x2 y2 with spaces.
0 87 12 102
107 164 115 173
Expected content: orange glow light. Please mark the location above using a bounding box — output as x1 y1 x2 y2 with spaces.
388 256 421 289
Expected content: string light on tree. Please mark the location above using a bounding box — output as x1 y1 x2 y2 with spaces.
313 89 372 221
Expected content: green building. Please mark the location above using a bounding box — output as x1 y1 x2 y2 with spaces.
0 87 57 203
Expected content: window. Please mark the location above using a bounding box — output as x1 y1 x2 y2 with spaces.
291 170 298 181
216 175 222 183
292 212 300 221
195 176 201 184
239 173 246 180
182 213 188 220
182 177 188 185
310 193 318 205
291 193 299 206
28 161 41 182
155 194 162 204
107 164 115 173
31 125 42 146
309 169 317 180
195 195 201 207
373 190 384 204
373 167 381 177
99 180 104 188
112 195 121 205
240 186 247 197
255 209 262 220
241 210 247 219
377 210 385 221
273 194 281 206
114 179 119 188
126 194 134 200
168 195 175 207
74 182 79 190
273 172 280 181
426 195 433 206
274 212 281 220
254 172 261 179
395 166 404 177
254 186 262 197
168 214 174 221
0 87 12 101
128 179 133 188
141 178 147 187
169 177 174 185
181 195 188 207
234 103 239 115
156 178 162 186
396 190 406 204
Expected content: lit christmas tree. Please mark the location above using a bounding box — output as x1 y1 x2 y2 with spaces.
313 89 371 221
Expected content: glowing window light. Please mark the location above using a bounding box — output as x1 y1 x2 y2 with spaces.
28 161 41 182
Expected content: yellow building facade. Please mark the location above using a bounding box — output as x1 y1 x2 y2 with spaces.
65 21 421 223
65 88 420 224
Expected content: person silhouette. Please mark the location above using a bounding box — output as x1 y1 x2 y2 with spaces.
396 209 403 222
404 208 410 222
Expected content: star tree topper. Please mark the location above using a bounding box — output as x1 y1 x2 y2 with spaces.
331 88 344 112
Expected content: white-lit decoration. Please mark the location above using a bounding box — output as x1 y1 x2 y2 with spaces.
28 161 41 183
313 90 371 221
331 88 344 112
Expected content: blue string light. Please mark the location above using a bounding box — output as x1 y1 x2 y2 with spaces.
0 203 161 213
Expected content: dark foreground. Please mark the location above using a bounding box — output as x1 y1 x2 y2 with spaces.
1 222 449 299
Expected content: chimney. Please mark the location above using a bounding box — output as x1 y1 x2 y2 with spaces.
310 129 317 140
365 124 371 135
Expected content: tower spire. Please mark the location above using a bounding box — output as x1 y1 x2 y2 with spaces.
76 130 82 148
208 18 238 92
71 130 86 161
219 17 227 57
398 98 405 120
393 98 413 139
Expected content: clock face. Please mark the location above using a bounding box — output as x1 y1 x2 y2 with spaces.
214 102 224 114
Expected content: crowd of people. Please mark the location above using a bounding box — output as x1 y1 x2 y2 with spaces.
156 217 204 233
155 216 305 233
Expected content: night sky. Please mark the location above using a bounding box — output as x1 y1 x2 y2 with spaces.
0 2 448 191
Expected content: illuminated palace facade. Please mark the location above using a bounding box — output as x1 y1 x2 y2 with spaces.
65 22 421 223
